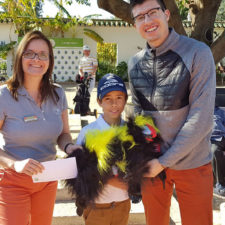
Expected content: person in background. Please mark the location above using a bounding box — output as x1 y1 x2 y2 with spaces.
128 0 216 224
211 105 225 197
218 57 225 85
79 45 98 94
0 30 78 225
76 73 130 225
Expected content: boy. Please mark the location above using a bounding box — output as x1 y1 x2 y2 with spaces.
76 73 131 225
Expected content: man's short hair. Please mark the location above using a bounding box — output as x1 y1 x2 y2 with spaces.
130 0 166 16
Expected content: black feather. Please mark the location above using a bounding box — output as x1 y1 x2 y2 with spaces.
64 116 166 216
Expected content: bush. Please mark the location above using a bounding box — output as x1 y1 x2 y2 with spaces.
216 72 225 86
0 62 7 71
96 62 116 81
96 61 128 82
115 61 128 81
96 42 117 81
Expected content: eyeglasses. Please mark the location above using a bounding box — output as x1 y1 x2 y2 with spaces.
133 7 161 23
23 50 49 61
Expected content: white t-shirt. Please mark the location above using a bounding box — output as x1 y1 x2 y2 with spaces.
76 114 129 203
79 56 98 76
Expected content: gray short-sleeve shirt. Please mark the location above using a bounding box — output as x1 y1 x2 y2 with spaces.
0 84 68 162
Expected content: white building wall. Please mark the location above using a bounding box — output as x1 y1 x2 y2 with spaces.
67 25 146 64
1 21 223 80
0 23 17 76
0 23 17 43
1 23 146 79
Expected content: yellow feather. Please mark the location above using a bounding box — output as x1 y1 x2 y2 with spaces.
116 160 127 173
83 115 158 175
85 127 118 174
134 115 160 133
117 126 136 149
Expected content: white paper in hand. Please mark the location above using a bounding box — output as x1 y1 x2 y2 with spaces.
32 157 77 183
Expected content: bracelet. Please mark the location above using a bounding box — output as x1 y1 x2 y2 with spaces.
64 143 73 153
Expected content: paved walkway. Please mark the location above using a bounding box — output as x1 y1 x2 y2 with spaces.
59 82 225 225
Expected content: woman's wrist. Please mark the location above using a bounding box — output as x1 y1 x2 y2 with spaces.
64 143 74 154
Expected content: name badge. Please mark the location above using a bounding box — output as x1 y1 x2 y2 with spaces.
24 115 38 122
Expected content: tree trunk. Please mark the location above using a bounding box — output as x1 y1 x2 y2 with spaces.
211 30 225 64
97 0 133 24
164 0 187 36
97 0 225 63
189 0 222 45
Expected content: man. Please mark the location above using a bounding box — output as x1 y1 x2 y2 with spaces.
79 45 98 94
128 0 216 225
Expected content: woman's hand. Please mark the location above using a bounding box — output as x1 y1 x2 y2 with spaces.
65 144 82 155
13 158 44 176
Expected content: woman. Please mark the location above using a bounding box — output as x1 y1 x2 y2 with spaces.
0 31 78 225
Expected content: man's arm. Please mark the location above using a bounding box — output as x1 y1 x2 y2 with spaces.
157 46 216 169
218 63 224 73
128 58 143 115
146 46 216 177
92 65 97 75
79 68 84 77
79 59 84 77
91 58 98 76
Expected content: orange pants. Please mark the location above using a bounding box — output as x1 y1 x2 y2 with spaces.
142 163 213 225
83 199 131 225
0 169 57 225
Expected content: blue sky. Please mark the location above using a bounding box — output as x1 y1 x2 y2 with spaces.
42 0 114 18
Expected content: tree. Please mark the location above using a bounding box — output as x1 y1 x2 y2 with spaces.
0 0 44 36
44 0 103 39
0 0 101 61
0 0 100 38
35 0 44 17
97 0 225 64
216 0 225 20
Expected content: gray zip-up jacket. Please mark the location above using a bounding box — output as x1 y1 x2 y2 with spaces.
128 29 216 170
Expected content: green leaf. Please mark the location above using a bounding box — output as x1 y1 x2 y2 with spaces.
83 28 104 43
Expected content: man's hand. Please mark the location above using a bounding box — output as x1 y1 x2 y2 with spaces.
144 159 165 178
13 158 44 176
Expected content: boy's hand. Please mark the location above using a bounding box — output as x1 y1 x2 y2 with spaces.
107 177 128 190
144 159 165 178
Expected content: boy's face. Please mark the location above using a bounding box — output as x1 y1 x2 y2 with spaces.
98 91 127 125
132 0 170 48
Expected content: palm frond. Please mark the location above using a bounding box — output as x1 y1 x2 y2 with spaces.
83 14 102 19
83 28 104 44
53 0 71 18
